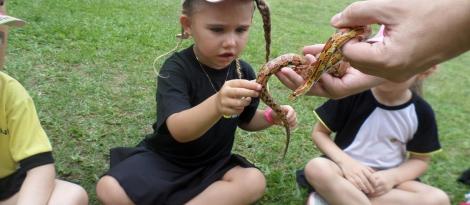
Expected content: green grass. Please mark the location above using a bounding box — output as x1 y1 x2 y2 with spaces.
5 0 470 204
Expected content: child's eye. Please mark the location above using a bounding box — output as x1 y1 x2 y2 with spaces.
236 27 248 33
210 27 224 33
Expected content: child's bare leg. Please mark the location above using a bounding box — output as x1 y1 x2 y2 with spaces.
370 180 450 205
96 176 134 205
48 179 88 205
186 166 266 205
304 157 370 205
0 193 18 205
0 179 88 205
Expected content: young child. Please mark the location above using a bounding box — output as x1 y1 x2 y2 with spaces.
0 6 88 205
302 65 450 205
96 0 296 204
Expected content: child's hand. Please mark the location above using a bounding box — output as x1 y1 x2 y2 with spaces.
271 105 297 128
338 158 376 194
216 79 261 117
368 170 395 197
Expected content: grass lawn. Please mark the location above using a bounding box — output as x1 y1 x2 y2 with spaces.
5 0 470 204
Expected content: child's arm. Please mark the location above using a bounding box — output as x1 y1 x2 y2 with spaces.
239 105 296 131
312 122 376 194
166 79 261 142
369 153 429 197
15 164 56 205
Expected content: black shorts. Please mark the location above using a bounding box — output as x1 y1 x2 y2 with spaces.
105 146 257 205
0 169 26 200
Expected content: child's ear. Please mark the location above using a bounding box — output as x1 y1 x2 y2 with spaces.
179 15 191 37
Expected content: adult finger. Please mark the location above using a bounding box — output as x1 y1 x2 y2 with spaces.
340 40 388 75
331 0 389 28
302 44 324 56
304 54 316 64
276 67 305 89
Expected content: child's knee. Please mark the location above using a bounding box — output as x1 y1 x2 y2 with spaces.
52 180 89 205
96 176 133 205
304 158 337 184
68 183 88 205
237 168 266 201
425 187 450 205
245 168 266 196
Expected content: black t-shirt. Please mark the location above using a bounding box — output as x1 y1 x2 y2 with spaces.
145 45 259 167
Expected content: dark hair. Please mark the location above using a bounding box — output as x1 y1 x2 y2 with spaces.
181 0 271 62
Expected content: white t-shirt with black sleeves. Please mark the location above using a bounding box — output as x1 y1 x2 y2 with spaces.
314 90 441 169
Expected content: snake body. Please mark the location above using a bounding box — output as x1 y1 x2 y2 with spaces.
256 27 366 158
256 54 308 158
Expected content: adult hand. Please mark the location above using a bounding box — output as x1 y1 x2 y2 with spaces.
275 44 384 99
331 0 470 82
216 79 261 116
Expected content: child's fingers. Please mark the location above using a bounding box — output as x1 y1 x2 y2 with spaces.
282 106 297 128
227 79 262 91
347 176 365 192
226 97 251 108
356 175 372 194
223 87 259 99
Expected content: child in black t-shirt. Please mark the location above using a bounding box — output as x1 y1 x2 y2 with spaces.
96 0 297 204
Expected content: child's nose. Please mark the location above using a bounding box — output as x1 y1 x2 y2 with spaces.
222 34 237 47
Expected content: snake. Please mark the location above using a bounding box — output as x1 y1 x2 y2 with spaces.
256 27 366 158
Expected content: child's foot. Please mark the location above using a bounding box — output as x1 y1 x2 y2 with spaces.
306 192 328 205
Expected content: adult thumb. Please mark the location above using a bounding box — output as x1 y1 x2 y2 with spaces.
331 0 386 28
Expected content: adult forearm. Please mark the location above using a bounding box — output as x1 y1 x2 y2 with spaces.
421 0 470 70
16 164 56 205
166 94 222 142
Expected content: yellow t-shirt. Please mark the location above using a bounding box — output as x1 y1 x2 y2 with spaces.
0 72 52 178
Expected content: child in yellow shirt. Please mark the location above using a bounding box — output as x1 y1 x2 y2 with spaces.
0 4 88 205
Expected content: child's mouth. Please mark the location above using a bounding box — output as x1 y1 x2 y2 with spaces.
219 53 234 58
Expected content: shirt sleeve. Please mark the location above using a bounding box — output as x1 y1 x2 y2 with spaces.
6 80 53 164
237 60 259 124
155 57 192 131
314 96 354 133
407 98 441 154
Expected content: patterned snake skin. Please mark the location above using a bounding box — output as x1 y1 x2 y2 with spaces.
256 27 366 158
